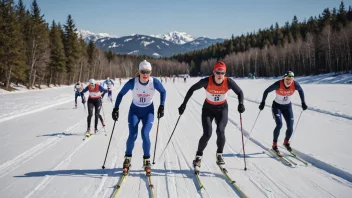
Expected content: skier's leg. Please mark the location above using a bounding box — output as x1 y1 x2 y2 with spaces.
214 107 228 154
196 108 215 156
87 99 94 129
94 99 102 129
283 105 294 142
272 105 283 143
125 111 140 157
141 111 154 158
75 92 78 105
80 92 85 104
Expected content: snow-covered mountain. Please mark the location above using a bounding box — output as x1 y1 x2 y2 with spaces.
76 29 118 42
150 31 194 45
79 29 224 57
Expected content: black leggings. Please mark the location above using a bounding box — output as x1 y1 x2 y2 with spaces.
196 107 228 156
87 98 104 129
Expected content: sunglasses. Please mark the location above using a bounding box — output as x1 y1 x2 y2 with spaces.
140 70 151 74
215 71 226 75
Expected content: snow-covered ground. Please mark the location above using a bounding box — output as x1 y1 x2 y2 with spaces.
0 75 351 198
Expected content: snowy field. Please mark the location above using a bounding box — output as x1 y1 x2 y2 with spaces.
0 75 351 198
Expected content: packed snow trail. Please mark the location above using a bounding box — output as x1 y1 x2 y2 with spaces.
0 77 351 197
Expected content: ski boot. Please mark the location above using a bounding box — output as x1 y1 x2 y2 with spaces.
123 157 131 175
193 156 202 173
143 158 152 175
85 128 91 138
272 145 282 156
283 142 292 152
216 153 225 165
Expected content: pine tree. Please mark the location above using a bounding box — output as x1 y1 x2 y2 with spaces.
27 0 49 88
63 14 79 84
87 40 96 79
49 20 65 85
0 0 25 89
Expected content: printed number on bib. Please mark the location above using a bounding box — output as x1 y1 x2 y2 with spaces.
140 97 146 103
214 95 220 101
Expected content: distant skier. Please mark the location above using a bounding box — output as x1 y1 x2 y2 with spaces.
119 77 122 85
184 76 187 83
82 79 108 136
102 77 115 102
112 60 166 174
259 71 307 154
178 61 245 169
74 81 86 109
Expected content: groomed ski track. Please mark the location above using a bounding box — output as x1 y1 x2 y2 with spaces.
0 78 351 198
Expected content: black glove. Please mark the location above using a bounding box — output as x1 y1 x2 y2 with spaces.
112 108 119 121
238 103 245 113
302 102 308 111
157 105 164 118
259 102 265 110
178 103 186 115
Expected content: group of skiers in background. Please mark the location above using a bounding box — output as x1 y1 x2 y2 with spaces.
73 59 308 173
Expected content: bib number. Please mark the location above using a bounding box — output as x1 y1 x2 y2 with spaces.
140 97 146 103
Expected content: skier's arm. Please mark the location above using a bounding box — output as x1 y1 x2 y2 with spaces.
294 81 306 103
81 86 89 94
182 78 208 105
111 80 115 86
261 81 280 103
227 78 244 104
99 85 108 93
114 79 134 108
153 78 166 105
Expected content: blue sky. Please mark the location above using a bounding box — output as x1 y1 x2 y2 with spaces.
20 0 352 39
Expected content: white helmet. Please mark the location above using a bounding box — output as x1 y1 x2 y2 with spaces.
89 79 95 84
139 60 152 70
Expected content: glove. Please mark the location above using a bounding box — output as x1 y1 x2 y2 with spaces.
302 102 308 111
259 102 265 110
112 108 119 121
238 103 245 113
178 103 186 115
101 93 105 99
157 105 164 118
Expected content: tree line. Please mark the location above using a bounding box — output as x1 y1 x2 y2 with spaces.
173 1 352 77
0 0 188 90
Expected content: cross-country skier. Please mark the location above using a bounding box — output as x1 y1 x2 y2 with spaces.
178 61 245 170
74 82 86 109
258 71 307 154
112 60 166 174
102 77 115 102
82 79 108 136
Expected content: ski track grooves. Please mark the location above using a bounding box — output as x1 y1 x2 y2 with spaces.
24 124 90 198
226 94 352 183
176 85 352 197
0 98 72 123
0 123 81 179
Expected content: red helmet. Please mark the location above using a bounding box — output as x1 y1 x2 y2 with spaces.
214 61 226 71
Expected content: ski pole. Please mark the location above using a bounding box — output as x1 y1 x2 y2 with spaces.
102 120 117 169
239 110 261 153
152 118 160 164
101 101 106 121
156 115 181 163
289 110 303 143
240 113 247 171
